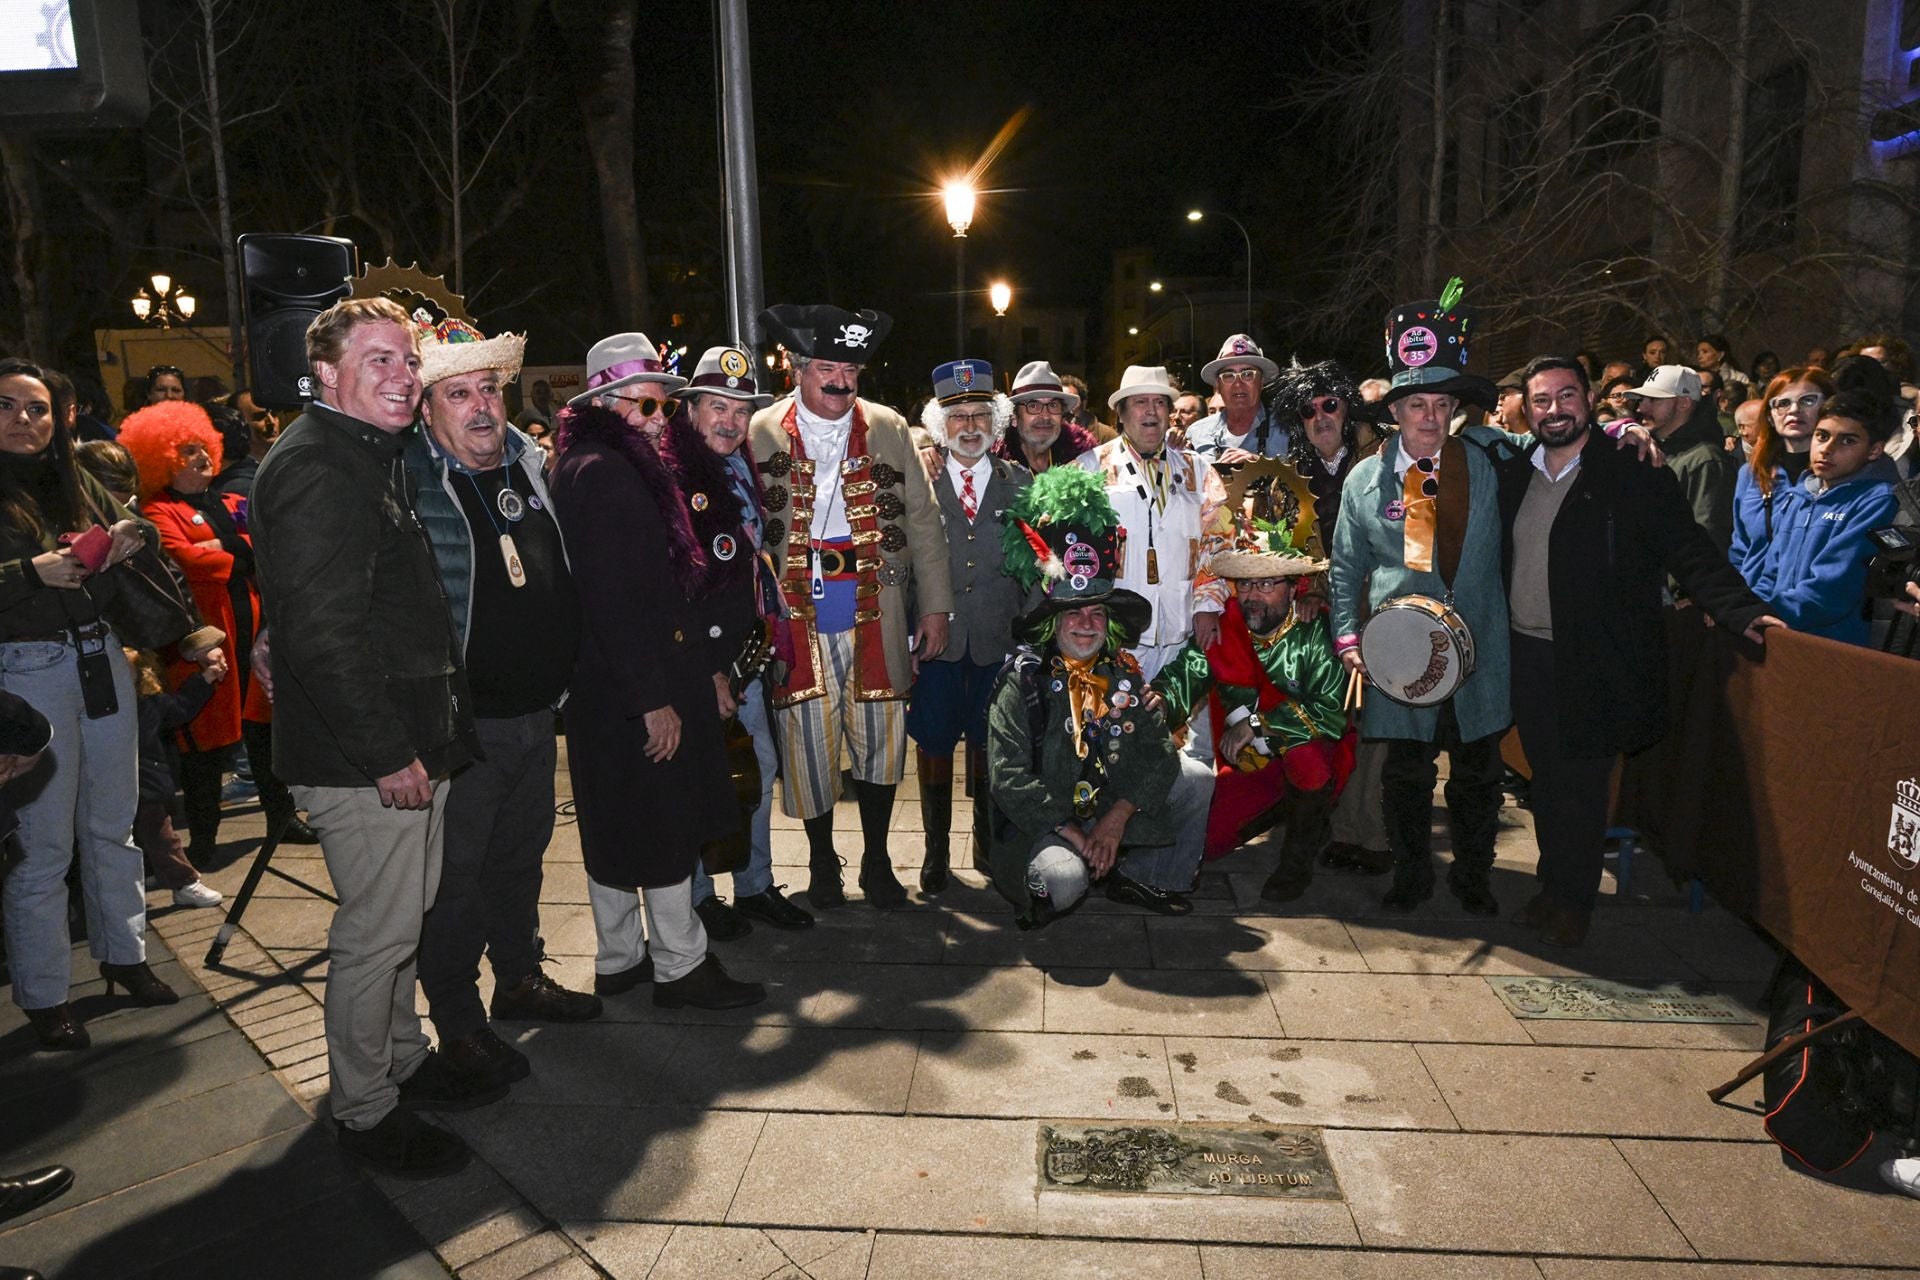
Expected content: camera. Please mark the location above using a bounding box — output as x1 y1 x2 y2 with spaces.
1866 525 1919 602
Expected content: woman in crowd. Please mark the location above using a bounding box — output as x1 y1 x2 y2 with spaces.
1748 350 1781 391
117 401 272 864
143 365 187 405
1730 366 1835 584
0 359 192 1049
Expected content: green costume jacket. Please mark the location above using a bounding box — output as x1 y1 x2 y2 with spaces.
1151 613 1347 763
984 646 1178 923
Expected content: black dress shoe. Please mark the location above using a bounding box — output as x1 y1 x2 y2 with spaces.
282 817 321 845
695 895 753 941
735 886 814 931
336 1108 469 1179
1513 892 1553 929
396 1049 509 1112
0 1266 45 1279
1381 879 1434 914
593 956 654 996
653 955 766 1010
24 1005 88 1052
440 1026 530 1088
0 1165 73 1225
1448 875 1500 917
99 961 179 1006
858 853 909 911
1105 873 1193 916
489 969 604 1023
1320 841 1393 875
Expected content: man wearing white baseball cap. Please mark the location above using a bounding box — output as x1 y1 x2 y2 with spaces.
1187 334 1288 465
1626 364 1742 549
1075 365 1230 677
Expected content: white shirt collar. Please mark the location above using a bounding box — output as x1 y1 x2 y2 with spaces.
946 452 991 488
1393 442 1440 481
1531 447 1582 483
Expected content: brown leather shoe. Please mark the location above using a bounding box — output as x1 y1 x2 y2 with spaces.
1539 903 1592 948
489 969 603 1023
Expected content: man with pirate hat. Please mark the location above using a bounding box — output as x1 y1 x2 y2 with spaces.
1329 281 1513 917
982 467 1214 927
751 305 953 910
1152 520 1350 902
907 359 1033 894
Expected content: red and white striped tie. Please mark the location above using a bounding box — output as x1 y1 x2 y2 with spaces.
961 468 978 522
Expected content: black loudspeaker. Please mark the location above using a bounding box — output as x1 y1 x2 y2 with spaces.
238 234 358 410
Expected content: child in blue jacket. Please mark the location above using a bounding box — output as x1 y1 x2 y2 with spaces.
1748 390 1899 646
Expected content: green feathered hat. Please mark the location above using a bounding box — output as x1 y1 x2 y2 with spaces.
1001 465 1153 646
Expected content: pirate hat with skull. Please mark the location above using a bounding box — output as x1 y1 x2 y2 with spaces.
759 304 894 365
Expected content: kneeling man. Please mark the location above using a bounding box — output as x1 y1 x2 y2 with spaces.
982 468 1213 927
1152 523 1349 901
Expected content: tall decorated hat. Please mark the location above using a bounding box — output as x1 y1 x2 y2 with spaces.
1003 466 1152 645
1381 276 1497 410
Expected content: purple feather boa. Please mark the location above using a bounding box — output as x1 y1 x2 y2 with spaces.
555 402 708 599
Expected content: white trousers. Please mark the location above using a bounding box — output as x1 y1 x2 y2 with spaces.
586 875 706 983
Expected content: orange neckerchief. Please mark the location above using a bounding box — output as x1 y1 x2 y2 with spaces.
1059 653 1112 759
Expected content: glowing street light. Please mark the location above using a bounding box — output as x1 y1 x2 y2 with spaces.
943 181 976 237
132 272 196 329
989 280 1011 316
1185 208 1253 331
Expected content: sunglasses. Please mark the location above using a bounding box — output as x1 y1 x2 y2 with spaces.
1215 367 1263 383
1769 393 1824 413
1300 396 1342 419
611 393 679 418
1412 454 1438 498
146 365 185 380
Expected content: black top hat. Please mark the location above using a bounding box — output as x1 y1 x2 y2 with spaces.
1381 277 1497 411
1001 467 1152 645
759 304 893 364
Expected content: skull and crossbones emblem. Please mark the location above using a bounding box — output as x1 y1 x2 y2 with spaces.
838 323 872 348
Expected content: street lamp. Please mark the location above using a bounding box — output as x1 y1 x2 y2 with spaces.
1186 208 1253 332
131 272 197 329
1150 280 1197 382
943 179 976 351
989 280 1011 316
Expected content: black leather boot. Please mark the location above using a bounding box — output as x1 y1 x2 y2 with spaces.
1261 784 1332 904
1380 782 1436 913
917 750 953 894
967 745 992 874
852 779 907 909
803 813 844 909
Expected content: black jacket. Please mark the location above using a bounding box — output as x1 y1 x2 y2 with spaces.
1497 429 1769 759
136 676 215 804
252 404 476 787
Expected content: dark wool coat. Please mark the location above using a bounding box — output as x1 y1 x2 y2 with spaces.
1495 428 1769 760
550 405 739 890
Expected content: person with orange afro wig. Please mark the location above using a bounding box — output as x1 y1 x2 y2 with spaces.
116 400 297 861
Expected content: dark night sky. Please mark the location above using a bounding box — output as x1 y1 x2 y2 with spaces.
503 0 1330 388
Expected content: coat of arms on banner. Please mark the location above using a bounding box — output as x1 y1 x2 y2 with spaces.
1891 779 1920 870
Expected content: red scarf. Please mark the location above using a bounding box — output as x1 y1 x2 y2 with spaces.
1202 597 1293 769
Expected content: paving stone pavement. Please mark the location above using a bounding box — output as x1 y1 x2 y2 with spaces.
9 747 1917 1279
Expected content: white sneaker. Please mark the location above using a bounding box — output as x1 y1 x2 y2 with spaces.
1880 1156 1920 1199
172 880 224 909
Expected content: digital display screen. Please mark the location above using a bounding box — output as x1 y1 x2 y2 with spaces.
0 2 77 73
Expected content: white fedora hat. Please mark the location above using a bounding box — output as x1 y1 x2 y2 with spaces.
569 332 688 406
1008 360 1082 412
1107 364 1178 410
1201 334 1280 387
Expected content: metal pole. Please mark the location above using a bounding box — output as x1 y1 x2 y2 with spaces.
1215 212 1253 332
954 236 966 353
715 0 764 348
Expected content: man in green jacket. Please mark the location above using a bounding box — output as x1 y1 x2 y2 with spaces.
1153 527 1348 902
1626 366 1742 551
982 467 1213 928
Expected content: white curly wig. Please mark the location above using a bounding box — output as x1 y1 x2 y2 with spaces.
920 392 1013 448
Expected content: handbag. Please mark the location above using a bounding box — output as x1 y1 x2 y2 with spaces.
78 492 222 656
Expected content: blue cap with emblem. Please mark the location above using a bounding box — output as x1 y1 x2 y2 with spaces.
932 358 996 406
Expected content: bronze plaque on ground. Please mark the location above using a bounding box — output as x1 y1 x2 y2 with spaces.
1037 1123 1342 1199
1487 976 1756 1024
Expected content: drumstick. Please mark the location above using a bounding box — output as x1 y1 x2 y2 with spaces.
1343 666 1364 712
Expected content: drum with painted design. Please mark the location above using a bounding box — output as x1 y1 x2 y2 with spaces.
1358 594 1475 706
